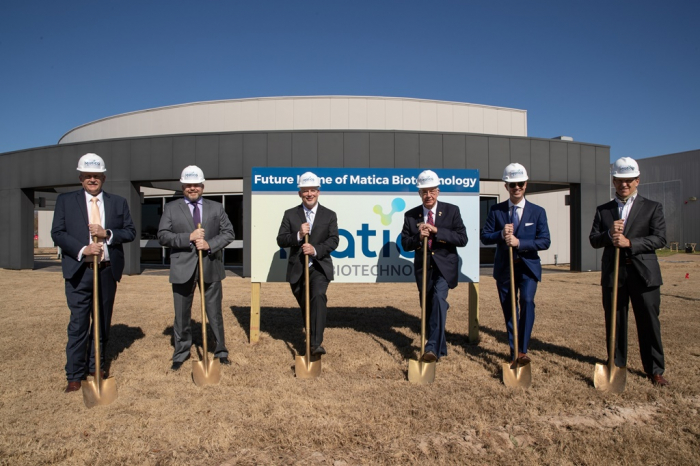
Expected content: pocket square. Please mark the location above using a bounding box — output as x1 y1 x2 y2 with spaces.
525 222 534 227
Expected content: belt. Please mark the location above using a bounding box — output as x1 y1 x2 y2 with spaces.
87 261 111 269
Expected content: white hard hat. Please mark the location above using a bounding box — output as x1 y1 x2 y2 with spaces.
76 153 107 173
502 163 528 182
612 157 640 178
297 172 321 188
416 170 440 189
180 165 205 184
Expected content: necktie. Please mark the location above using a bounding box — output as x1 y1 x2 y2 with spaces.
90 197 104 261
192 201 201 227
306 210 314 234
427 210 435 250
511 205 520 232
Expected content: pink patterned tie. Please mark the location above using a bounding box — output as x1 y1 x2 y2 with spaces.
427 210 435 250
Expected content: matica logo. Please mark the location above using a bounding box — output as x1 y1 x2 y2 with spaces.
373 198 406 226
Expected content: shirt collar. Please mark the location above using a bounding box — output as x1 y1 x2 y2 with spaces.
84 190 104 203
508 198 526 209
185 197 203 206
303 204 318 215
615 192 637 206
422 201 438 217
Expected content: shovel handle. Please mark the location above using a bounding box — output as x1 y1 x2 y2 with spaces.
509 246 518 364
607 248 620 369
420 236 428 358
304 235 311 366
92 235 102 385
197 224 209 363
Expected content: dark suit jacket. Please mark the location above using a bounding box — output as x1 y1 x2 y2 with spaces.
51 189 136 281
157 198 235 284
401 201 467 289
276 204 339 285
480 200 551 283
589 195 666 287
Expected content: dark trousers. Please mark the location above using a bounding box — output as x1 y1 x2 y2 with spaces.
418 264 450 358
172 267 228 363
65 264 117 382
291 264 329 348
496 262 538 358
602 263 665 375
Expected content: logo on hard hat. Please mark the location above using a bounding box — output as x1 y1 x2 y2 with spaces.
300 175 315 184
84 160 102 167
183 171 199 180
618 165 635 173
509 169 524 177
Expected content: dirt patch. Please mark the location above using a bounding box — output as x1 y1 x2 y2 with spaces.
0 257 699 465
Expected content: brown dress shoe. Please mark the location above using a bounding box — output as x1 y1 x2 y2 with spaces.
64 381 81 393
517 353 531 364
422 351 437 362
650 374 669 387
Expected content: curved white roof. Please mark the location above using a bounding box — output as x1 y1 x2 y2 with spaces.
59 96 527 144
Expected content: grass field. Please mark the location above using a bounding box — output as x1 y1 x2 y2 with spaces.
0 254 698 465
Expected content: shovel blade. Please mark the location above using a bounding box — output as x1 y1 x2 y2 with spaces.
81 376 117 408
408 358 436 385
502 361 532 388
594 363 627 393
295 355 321 379
192 358 221 387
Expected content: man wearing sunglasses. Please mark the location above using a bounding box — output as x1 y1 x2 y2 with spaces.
480 163 551 364
589 157 668 387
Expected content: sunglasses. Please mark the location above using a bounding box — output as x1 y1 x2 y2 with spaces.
508 182 525 189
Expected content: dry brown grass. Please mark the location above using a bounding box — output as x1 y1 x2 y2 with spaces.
1 254 699 465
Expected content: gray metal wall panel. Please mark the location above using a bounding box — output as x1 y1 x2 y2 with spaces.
577 183 603 271
344 133 369 168
567 144 581 183
595 147 610 186
395 133 419 168
465 135 488 176
130 138 151 180
369 132 394 168
550 141 568 182
173 136 196 180
292 132 318 167
150 137 173 181
267 133 292 167
443 134 466 169
488 137 510 180
195 135 219 178
0 190 9 266
7 189 34 269
663 180 681 245
243 134 267 175
60 145 81 184
44 149 64 187
219 134 243 178
580 145 596 184
105 181 141 275
510 138 531 173
92 140 128 182
419 133 442 169
318 133 343 167
530 140 550 181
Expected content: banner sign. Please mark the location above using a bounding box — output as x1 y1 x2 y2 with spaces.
251 167 480 283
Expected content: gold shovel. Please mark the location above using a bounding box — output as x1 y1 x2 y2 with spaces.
502 246 532 388
192 224 221 386
594 247 626 392
82 236 117 408
295 235 321 378
408 236 436 384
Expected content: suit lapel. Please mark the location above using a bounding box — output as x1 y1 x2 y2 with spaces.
624 195 644 234
102 192 112 228
516 203 532 234
75 190 89 226
179 199 196 229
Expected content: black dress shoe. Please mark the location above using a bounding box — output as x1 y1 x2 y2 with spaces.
311 346 326 356
64 381 81 393
219 357 231 366
171 360 185 371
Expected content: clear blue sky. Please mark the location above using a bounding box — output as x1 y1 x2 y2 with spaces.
1 1 698 160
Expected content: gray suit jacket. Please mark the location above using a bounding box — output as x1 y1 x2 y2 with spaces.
158 198 235 284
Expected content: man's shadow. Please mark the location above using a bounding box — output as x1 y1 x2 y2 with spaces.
104 324 145 372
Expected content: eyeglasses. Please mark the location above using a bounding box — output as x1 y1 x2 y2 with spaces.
508 182 525 189
420 189 439 197
613 177 638 185
81 174 103 180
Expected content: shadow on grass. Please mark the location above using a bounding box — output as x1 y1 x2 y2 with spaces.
105 324 145 371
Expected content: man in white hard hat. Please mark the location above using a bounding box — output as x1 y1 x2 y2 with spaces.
401 170 467 362
590 157 668 386
480 163 551 364
51 153 136 393
277 172 339 356
158 166 235 371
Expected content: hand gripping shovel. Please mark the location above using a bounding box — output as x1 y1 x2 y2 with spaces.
408 236 436 384
502 246 531 388
192 224 221 386
295 235 321 378
82 236 117 408
594 247 626 393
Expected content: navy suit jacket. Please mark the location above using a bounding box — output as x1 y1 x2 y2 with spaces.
51 189 136 281
276 204 339 285
480 200 551 282
589 195 666 288
401 201 467 289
